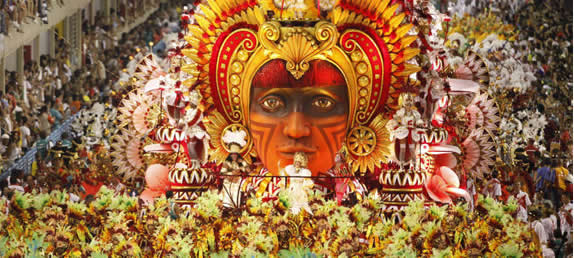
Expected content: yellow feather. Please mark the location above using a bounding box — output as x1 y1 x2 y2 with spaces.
389 12 405 29
185 36 201 49
196 15 216 36
182 49 209 64
395 24 413 39
206 0 222 16
331 7 343 24
245 9 259 25
199 5 218 25
188 25 211 44
363 18 374 28
227 0 237 7
253 6 265 25
348 11 358 25
402 48 420 61
400 35 418 48
220 0 234 12
382 4 399 21
181 64 200 77
227 16 237 28
338 9 350 25
367 0 379 15
358 0 368 9
220 21 231 31
397 63 421 76
376 0 392 17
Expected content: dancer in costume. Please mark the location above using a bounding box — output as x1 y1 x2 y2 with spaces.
387 92 425 170
220 139 249 208
280 152 314 214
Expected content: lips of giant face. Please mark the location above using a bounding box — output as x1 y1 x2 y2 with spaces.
249 59 349 176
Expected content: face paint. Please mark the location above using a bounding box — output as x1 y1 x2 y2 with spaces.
249 60 349 176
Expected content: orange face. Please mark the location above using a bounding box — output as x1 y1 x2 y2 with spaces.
248 60 348 176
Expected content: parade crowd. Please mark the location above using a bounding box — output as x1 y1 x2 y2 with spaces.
0 5 182 203
1 0 160 36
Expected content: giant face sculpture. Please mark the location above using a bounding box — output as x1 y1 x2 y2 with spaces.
249 60 349 176
186 0 421 177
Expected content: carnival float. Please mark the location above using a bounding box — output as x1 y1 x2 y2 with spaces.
2 0 570 256
110 0 501 213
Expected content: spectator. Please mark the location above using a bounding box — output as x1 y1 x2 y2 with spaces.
38 106 52 136
18 116 31 151
0 134 9 157
553 159 568 209
535 159 555 198
4 135 22 166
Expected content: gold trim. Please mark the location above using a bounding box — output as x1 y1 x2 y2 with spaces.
218 28 258 123
381 188 423 193
171 185 211 190
339 29 381 126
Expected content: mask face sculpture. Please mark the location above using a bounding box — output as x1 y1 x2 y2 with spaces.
249 60 349 176
185 0 421 194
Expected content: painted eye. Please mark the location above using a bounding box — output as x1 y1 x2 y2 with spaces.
311 96 335 112
259 96 285 112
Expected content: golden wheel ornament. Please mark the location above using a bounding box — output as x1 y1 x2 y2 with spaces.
347 126 376 157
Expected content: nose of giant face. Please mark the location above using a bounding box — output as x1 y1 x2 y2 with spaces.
282 112 311 139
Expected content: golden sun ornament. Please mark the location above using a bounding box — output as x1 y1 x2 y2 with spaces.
347 114 392 175
347 126 376 156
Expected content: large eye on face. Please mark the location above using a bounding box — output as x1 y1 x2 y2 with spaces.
311 95 336 113
259 95 285 113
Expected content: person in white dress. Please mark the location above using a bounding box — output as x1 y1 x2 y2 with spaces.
530 209 555 258
483 171 502 201
513 181 532 222
540 203 557 242
558 194 572 242
280 152 314 215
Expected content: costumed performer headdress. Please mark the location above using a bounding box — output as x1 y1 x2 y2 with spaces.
293 152 308 167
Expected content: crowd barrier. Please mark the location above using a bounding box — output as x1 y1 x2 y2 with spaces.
0 113 79 182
